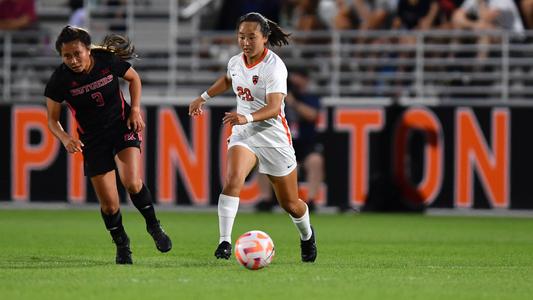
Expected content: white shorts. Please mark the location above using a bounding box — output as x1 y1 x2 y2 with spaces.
228 138 297 177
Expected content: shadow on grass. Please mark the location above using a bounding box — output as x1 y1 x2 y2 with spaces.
1 255 308 269
0 256 109 269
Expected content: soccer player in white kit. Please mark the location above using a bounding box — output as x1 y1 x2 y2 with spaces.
189 12 317 262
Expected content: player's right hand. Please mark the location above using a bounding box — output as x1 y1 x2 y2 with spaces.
63 138 84 153
189 97 206 117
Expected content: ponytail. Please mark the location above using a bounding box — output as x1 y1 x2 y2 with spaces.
266 19 290 47
55 26 137 60
94 34 138 60
237 12 291 47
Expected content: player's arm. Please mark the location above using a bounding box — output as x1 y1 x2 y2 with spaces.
122 67 144 132
189 74 232 116
0 15 31 30
222 92 284 126
285 92 319 122
46 98 84 153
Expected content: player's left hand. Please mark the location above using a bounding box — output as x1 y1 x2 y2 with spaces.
223 112 247 126
127 108 145 132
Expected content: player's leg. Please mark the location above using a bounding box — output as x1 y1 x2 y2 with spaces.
115 147 172 253
91 171 132 264
254 173 275 212
268 170 317 262
303 152 324 212
215 144 257 259
259 145 317 262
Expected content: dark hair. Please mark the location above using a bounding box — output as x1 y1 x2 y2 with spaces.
55 25 137 60
237 12 290 47
55 25 91 54
68 0 83 11
95 34 138 60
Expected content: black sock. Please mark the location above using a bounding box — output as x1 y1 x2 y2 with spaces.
100 209 128 245
130 184 158 227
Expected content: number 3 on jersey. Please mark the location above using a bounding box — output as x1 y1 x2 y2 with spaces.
91 92 105 106
237 86 254 101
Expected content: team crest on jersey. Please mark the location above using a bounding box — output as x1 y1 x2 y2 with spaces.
252 75 259 85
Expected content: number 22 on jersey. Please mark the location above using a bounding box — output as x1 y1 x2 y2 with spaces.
237 86 254 101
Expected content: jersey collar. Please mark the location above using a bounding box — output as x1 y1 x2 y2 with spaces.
243 48 268 69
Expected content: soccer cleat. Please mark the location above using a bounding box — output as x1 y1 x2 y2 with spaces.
214 241 232 259
113 234 133 265
147 220 172 253
300 226 317 262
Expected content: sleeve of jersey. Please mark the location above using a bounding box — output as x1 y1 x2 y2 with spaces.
226 60 232 79
265 60 287 95
109 54 132 77
44 72 65 103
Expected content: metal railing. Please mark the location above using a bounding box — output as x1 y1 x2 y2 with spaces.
2 2 533 105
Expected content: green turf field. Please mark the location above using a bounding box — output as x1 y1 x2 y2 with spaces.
1 209 533 300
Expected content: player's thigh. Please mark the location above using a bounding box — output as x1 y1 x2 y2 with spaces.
115 146 142 192
226 144 257 183
268 168 299 205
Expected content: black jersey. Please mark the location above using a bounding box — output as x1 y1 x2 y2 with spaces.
44 51 131 138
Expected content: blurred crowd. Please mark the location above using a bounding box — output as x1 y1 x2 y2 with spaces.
212 0 529 34
2 0 533 101
2 0 532 34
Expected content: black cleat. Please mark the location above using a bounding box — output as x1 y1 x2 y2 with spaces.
300 226 317 262
214 241 232 259
147 220 172 253
114 235 132 265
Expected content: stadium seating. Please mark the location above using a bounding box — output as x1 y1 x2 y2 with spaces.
1 1 533 104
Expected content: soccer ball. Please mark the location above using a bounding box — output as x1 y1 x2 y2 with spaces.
235 230 275 270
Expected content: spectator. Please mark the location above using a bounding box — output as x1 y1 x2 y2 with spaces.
520 0 533 29
452 0 524 61
390 0 439 95
68 0 86 28
453 0 524 33
290 0 329 55
393 0 440 31
333 0 397 30
293 0 328 31
436 0 464 30
107 0 127 33
256 68 324 212
0 0 37 30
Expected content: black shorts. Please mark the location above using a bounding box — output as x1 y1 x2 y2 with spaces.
81 121 142 177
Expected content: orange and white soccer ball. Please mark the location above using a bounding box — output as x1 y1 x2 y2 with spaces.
235 230 275 270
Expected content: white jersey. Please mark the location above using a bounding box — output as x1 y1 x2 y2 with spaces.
460 0 524 33
226 48 292 147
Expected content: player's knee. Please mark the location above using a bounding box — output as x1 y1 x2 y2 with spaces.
123 178 142 194
100 203 120 215
279 200 298 215
223 173 245 191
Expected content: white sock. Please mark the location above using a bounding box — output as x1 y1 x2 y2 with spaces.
218 194 239 244
290 204 312 241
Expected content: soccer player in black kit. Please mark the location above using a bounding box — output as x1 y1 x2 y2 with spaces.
45 26 172 264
